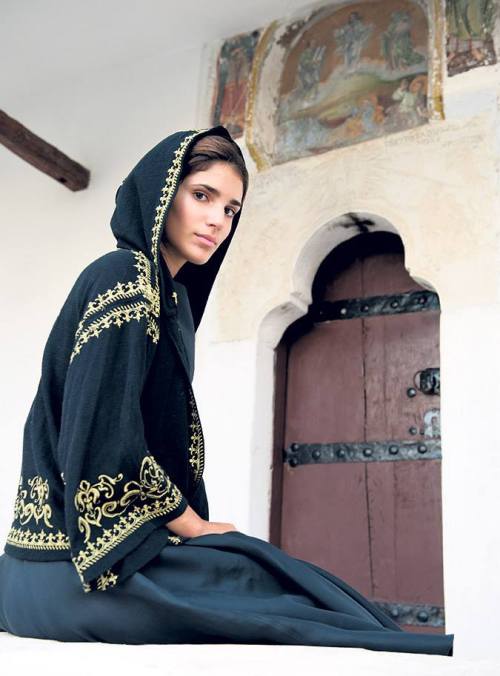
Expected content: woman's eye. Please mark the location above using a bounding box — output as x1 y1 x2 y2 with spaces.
225 207 236 217
193 191 206 201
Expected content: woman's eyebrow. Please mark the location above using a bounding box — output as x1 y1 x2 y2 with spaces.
192 183 241 208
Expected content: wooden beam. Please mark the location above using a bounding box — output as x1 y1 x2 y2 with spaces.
0 110 90 191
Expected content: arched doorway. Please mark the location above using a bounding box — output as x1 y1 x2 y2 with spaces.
271 231 445 634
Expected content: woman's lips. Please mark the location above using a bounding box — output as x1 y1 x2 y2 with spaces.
194 233 216 247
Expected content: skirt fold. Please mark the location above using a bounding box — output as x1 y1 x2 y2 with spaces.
0 531 453 655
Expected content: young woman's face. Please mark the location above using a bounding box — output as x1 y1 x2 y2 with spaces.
161 161 243 275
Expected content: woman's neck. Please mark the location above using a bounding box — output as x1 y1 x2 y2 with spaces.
159 241 186 278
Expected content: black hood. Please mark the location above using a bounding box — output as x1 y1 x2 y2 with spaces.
110 125 245 331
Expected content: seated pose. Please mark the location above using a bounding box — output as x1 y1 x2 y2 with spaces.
0 124 453 655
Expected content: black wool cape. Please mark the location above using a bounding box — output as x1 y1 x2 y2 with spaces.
4 125 244 593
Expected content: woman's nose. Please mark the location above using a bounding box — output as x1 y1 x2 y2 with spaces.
207 206 226 228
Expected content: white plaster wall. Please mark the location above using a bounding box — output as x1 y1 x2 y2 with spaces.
193 62 500 660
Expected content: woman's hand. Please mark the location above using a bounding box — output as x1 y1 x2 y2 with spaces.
166 504 238 538
196 520 238 536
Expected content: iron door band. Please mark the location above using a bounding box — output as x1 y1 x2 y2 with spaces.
283 440 441 466
311 290 440 322
374 601 445 628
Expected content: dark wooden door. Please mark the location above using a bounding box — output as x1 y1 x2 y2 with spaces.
274 232 445 633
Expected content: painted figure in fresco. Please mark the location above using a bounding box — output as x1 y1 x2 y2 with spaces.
334 11 373 70
387 75 427 128
447 0 497 75
213 31 260 138
381 11 425 70
218 44 252 136
274 1 431 162
344 93 385 139
296 37 326 100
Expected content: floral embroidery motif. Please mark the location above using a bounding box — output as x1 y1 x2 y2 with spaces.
6 474 70 550
74 564 118 593
96 569 119 591
188 388 205 485
70 250 160 363
72 454 184 577
13 474 53 528
6 526 70 550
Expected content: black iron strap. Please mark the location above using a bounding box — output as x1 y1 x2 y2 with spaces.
283 440 441 466
374 600 445 628
311 290 440 322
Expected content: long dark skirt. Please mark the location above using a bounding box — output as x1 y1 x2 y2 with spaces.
0 531 453 655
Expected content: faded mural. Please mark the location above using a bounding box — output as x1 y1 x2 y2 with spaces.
446 0 497 76
211 30 261 139
273 1 431 163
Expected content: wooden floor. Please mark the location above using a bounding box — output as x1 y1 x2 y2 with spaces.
1 634 499 676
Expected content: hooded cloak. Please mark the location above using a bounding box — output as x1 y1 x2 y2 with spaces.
3 125 245 592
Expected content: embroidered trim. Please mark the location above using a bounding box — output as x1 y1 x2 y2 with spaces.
13 474 53 528
78 251 159 322
72 454 184 576
70 250 160 363
96 569 119 591
75 565 118 593
188 388 205 485
6 474 70 550
150 129 209 270
167 535 183 545
6 526 70 550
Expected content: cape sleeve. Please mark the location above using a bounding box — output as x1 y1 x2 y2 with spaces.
58 251 189 593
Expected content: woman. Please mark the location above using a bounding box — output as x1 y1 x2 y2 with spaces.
0 125 454 655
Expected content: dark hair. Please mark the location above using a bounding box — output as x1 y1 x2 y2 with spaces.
179 134 249 203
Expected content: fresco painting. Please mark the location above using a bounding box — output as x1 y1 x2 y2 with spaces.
446 0 497 76
211 30 261 139
273 1 430 164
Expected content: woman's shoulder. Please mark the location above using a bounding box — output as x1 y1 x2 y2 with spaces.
79 248 144 284
64 248 156 316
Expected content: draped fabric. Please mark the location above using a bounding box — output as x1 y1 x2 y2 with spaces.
0 532 453 655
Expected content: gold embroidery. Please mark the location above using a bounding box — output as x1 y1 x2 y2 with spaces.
70 250 160 363
13 474 54 528
71 301 159 363
72 454 184 576
96 569 119 591
74 564 117 593
78 251 158 323
6 526 70 550
167 535 183 545
188 389 205 485
150 129 209 269
7 474 70 550
75 472 125 543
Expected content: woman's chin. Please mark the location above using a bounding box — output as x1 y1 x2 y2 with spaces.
185 249 214 266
